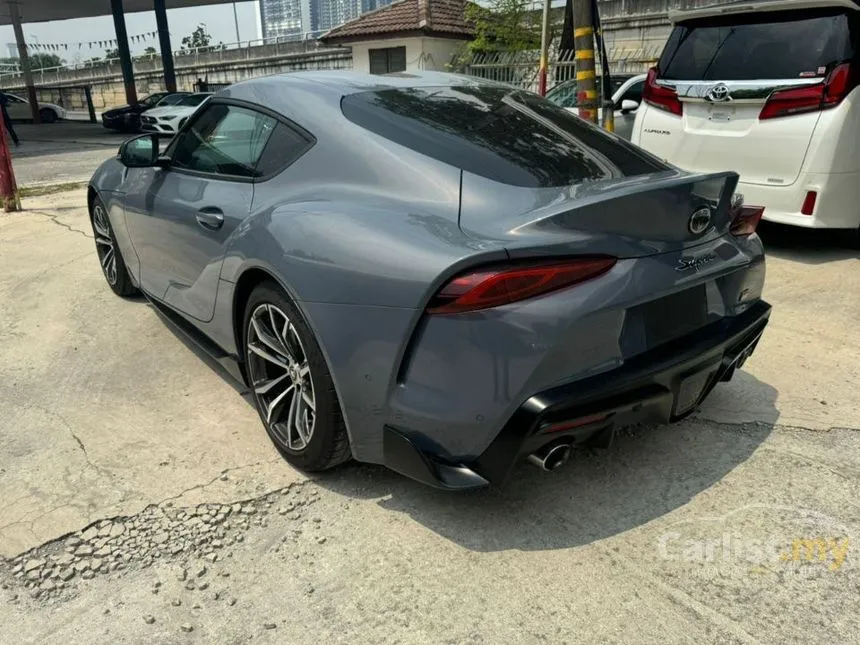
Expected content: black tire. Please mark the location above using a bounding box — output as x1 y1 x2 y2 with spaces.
39 108 57 124
89 196 138 297
243 281 351 472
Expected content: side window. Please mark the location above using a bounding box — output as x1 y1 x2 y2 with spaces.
255 122 314 178
620 81 644 105
171 104 276 178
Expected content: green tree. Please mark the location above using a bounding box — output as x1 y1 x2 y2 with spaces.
27 52 65 69
143 46 157 55
182 24 213 50
104 48 120 60
465 0 542 53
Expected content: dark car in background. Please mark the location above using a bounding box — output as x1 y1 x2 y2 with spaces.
101 92 190 132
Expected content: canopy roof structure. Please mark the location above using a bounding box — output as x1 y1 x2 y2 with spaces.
0 0 238 26
0 0 242 114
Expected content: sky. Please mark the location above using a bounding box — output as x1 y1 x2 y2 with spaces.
0 1 259 63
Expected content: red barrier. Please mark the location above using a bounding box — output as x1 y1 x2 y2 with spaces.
0 107 19 212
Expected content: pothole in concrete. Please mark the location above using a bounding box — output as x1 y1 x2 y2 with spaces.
1 481 320 604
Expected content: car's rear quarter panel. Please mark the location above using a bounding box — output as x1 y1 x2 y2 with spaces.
389 233 765 460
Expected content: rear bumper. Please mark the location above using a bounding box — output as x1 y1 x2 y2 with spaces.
383 300 771 489
735 173 860 230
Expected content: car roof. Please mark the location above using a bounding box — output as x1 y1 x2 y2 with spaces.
670 0 860 22
227 70 498 98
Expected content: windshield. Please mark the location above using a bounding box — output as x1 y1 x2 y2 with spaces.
156 94 190 107
546 76 635 107
140 94 166 107
342 85 664 188
660 8 855 80
178 94 210 107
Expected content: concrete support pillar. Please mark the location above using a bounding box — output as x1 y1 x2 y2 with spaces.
154 0 177 93
8 1 40 124
110 0 138 105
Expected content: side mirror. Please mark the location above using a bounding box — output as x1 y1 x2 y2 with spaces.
119 134 159 167
620 99 640 114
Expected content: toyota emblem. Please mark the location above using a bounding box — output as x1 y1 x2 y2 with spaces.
706 83 731 102
689 207 712 235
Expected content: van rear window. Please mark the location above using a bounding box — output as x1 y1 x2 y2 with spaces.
660 9 855 80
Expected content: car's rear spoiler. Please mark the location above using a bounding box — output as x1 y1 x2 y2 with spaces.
668 0 859 24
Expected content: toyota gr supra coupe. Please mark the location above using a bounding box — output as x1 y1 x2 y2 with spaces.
87 71 771 489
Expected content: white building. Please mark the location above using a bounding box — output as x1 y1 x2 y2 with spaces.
320 0 472 74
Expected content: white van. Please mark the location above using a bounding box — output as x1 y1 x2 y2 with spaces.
631 0 860 240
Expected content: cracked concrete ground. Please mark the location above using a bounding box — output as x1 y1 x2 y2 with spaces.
1 189 859 644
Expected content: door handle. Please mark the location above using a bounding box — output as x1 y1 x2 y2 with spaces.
196 207 224 230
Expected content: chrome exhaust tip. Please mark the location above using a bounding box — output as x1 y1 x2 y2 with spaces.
527 443 572 472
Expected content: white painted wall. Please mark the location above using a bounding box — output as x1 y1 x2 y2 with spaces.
418 37 461 72
349 36 462 74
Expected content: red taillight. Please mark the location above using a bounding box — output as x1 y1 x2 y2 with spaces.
760 63 855 120
730 205 765 236
643 67 682 116
801 191 817 216
426 258 617 315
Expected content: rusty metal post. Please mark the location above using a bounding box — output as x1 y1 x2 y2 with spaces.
0 107 20 212
9 1 41 124
538 0 551 96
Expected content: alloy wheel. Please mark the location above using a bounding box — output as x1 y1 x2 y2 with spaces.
92 203 117 285
246 303 316 451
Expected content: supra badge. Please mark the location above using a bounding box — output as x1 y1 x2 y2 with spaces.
675 253 717 273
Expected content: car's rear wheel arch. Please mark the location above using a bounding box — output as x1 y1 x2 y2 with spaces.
87 186 98 213
233 268 355 462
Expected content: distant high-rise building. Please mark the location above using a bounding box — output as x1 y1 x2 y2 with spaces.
258 0 394 39
312 0 359 34
259 0 307 39
6 43 18 59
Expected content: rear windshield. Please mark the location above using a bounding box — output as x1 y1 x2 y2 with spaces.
660 9 855 80
341 85 664 188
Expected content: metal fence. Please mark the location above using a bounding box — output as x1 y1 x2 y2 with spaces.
0 31 330 86
457 45 662 94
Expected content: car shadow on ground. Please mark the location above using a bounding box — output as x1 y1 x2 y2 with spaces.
313 373 779 553
759 221 859 264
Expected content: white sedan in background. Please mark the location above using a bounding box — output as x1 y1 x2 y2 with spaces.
0 92 66 123
546 74 646 140
140 92 212 136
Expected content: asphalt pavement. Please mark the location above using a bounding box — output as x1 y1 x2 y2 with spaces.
7 122 128 187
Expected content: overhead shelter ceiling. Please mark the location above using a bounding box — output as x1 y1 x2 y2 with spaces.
0 0 242 26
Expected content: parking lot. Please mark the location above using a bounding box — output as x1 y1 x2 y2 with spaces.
1 181 859 644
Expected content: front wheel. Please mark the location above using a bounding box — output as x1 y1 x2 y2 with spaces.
39 108 58 124
243 282 351 472
90 197 138 297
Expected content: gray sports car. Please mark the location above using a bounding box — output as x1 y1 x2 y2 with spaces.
87 71 770 489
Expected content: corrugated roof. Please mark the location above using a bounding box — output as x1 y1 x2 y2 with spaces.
320 0 473 44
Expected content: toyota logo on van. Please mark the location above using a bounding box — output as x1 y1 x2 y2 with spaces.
688 207 712 235
706 83 731 102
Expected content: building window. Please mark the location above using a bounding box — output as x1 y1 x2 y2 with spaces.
369 46 406 74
